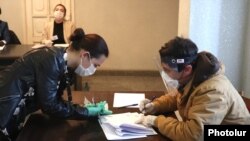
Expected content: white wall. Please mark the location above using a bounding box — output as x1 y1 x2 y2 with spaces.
0 0 26 43
189 0 221 55
189 0 249 90
242 1 250 97
217 0 248 92
74 0 179 70
178 0 190 37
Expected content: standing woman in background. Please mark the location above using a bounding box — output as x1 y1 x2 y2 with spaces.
42 4 75 46
0 7 10 45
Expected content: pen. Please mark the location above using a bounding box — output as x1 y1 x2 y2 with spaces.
92 97 96 106
151 96 157 101
141 96 157 113
117 103 138 109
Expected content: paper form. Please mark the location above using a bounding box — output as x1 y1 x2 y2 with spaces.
113 93 145 108
99 112 157 140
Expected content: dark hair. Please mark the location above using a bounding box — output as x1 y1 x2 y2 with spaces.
54 4 66 17
159 37 198 72
69 28 109 58
0 7 1 15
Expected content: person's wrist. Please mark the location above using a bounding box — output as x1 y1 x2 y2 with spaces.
148 115 157 126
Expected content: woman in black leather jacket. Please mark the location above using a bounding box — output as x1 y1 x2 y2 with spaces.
0 28 109 140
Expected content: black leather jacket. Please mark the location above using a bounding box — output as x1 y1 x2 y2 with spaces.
0 47 89 128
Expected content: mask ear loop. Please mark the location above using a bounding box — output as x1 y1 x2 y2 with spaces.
86 52 95 67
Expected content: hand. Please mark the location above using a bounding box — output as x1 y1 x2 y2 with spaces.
44 40 53 47
96 101 113 115
135 115 157 127
139 99 156 114
86 106 102 116
85 101 113 116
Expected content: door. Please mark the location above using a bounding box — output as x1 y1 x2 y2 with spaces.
25 0 74 44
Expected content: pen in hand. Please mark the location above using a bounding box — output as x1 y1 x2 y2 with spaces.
141 96 157 114
150 96 157 102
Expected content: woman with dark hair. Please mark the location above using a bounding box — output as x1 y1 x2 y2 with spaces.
0 7 11 45
0 28 110 140
42 4 75 46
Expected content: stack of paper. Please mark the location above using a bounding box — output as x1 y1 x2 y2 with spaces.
32 44 45 49
54 44 69 48
31 44 69 49
99 112 157 140
0 45 5 51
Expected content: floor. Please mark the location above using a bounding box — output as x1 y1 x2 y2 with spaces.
80 71 166 92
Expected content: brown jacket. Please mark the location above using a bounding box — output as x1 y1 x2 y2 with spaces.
153 52 250 141
42 20 75 44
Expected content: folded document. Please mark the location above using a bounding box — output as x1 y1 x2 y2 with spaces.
99 112 157 140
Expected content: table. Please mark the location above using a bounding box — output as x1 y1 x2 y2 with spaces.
0 44 33 66
0 44 82 90
16 91 172 141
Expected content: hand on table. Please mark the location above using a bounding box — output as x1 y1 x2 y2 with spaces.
135 114 157 127
85 101 112 116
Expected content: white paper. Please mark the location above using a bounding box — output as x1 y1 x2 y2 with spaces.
115 128 147 136
0 45 4 51
32 44 45 49
54 44 69 48
100 113 141 125
99 112 157 140
113 93 145 108
52 35 58 40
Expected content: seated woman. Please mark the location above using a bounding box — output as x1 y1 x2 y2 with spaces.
0 7 10 45
42 4 75 46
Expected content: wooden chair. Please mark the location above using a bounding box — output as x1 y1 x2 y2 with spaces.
9 30 21 44
239 91 250 112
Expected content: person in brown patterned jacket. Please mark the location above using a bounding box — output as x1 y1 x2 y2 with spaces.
137 37 250 141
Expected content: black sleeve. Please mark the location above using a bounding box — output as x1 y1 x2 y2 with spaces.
35 53 89 119
56 67 76 97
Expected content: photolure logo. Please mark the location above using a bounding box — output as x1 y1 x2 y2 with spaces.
204 125 250 140
208 129 247 136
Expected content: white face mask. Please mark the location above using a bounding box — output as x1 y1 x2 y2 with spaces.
75 56 96 77
160 71 179 92
54 11 64 20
